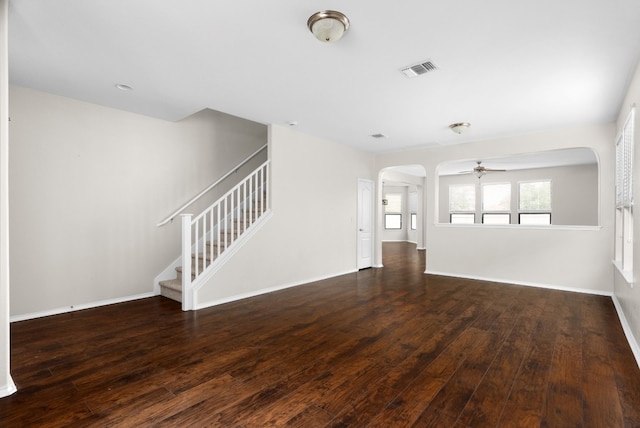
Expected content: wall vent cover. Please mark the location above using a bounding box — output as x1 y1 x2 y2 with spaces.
401 60 439 78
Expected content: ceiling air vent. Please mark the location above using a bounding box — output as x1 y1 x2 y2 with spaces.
401 60 439 78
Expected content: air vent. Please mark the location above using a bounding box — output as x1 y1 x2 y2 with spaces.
401 60 439 78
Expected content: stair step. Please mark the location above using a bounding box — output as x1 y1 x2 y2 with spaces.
159 279 182 303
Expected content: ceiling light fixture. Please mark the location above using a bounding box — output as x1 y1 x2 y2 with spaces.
449 122 470 134
474 169 486 179
307 10 350 43
115 84 133 91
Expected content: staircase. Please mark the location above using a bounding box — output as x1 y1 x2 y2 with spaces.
157 157 270 309
158 204 263 302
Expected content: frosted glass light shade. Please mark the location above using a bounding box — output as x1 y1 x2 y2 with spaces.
307 11 350 43
449 122 470 134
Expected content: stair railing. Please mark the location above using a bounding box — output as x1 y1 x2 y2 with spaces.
181 160 270 310
157 143 267 227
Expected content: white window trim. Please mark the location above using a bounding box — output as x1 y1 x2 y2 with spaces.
614 106 635 284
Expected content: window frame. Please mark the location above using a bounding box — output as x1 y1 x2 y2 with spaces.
385 213 402 230
481 182 511 224
614 106 635 280
518 180 552 225
450 213 475 224
449 183 476 224
518 212 552 225
482 213 511 225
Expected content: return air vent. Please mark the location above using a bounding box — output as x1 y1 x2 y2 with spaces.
401 60 439 78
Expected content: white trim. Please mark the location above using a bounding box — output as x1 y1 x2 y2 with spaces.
195 268 357 310
612 295 640 369
424 270 613 296
613 260 634 287
9 292 155 323
0 375 16 398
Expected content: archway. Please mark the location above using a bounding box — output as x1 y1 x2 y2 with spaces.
375 165 427 267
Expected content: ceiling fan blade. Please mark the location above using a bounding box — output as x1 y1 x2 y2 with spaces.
483 168 507 172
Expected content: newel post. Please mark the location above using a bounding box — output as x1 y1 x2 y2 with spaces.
181 214 193 311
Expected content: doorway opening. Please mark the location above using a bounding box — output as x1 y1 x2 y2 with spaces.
376 165 427 267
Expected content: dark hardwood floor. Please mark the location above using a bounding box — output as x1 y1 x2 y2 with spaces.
2 242 640 427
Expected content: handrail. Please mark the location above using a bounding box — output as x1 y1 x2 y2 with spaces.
157 143 267 226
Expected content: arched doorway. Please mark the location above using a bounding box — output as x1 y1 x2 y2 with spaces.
375 165 427 267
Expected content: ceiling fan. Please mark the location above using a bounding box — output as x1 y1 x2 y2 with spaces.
459 161 506 178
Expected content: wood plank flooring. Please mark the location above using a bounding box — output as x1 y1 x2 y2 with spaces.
2 242 640 427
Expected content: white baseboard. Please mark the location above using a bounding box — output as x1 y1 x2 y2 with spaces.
425 270 613 297
612 295 640 370
195 269 357 311
0 376 16 398
10 292 156 323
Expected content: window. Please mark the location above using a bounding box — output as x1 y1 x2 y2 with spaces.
384 193 402 230
615 107 635 276
449 184 475 223
451 213 475 224
482 183 511 224
519 213 551 225
482 213 511 224
519 181 551 225
409 191 417 230
385 214 402 229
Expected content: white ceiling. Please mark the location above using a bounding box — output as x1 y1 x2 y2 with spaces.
8 1 640 154
437 147 598 176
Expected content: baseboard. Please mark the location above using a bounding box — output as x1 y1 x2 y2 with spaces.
195 269 357 310
424 270 613 297
10 292 156 323
612 295 640 369
0 376 16 398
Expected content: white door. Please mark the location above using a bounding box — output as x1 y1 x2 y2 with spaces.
357 179 374 269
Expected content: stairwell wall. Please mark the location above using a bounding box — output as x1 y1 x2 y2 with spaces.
195 124 376 307
8 85 267 318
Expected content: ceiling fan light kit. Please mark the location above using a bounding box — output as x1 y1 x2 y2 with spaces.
459 161 507 180
307 10 350 43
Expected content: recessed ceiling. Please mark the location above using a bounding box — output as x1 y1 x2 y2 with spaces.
8 1 640 153
437 147 598 176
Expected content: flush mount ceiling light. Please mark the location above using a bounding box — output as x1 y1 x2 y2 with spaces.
449 122 470 134
115 83 133 91
307 10 350 43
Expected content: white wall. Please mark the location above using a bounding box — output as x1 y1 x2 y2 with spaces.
377 123 615 294
614 59 640 362
438 163 598 225
195 124 375 307
8 85 267 317
0 0 16 398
